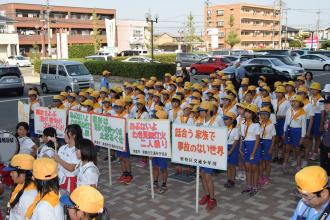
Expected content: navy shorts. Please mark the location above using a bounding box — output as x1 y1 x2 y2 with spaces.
243 140 261 165
200 167 214 174
261 139 272 161
152 157 168 170
116 134 130 158
275 118 285 137
228 144 239 166
312 113 321 136
285 127 302 148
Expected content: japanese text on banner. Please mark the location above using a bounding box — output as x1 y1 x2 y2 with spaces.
171 124 228 170
34 107 67 138
68 110 92 139
128 119 171 158
91 114 126 151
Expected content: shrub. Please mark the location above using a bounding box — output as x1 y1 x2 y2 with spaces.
68 44 95 58
153 54 176 63
84 61 176 79
33 58 42 73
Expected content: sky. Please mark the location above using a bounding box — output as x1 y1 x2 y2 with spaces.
1 0 330 35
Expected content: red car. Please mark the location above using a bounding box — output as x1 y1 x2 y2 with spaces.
190 57 231 75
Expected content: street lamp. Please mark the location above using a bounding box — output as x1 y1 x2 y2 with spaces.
145 11 158 62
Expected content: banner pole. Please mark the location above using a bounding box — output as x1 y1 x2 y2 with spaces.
108 148 112 186
149 157 154 199
196 165 200 214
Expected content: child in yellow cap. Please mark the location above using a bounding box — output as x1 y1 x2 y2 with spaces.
27 89 41 138
4 154 37 220
25 158 64 219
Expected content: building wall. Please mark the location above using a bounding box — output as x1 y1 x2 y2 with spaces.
116 20 149 53
0 3 115 53
155 33 176 45
204 3 281 50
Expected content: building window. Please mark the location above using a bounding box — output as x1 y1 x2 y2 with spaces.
217 20 224 27
216 10 224 16
219 32 225 38
133 29 143 38
207 10 211 18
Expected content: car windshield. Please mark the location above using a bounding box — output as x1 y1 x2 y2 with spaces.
16 56 27 60
280 56 295 65
65 64 90 76
223 65 236 73
225 56 238 62
0 67 20 77
270 59 285 66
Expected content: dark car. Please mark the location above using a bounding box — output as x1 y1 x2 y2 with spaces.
117 50 140 57
0 65 25 96
223 64 298 89
176 53 206 68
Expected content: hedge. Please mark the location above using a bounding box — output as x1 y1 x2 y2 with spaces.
153 54 176 63
84 61 176 79
68 44 95 58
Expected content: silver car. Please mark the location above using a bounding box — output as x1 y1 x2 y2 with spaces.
40 60 94 93
294 54 330 71
246 58 305 75
0 65 25 96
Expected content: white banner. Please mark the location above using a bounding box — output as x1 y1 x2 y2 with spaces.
34 107 67 138
68 110 92 140
171 124 228 170
105 18 116 48
128 119 171 158
91 114 126 151
18 101 29 123
208 28 219 49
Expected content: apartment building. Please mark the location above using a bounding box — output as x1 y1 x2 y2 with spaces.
0 15 19 60
204 3 281 50
0 3 115 54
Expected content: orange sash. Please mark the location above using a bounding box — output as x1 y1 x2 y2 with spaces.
291 108 306 121
311 94 322 106
25 191 59 219
9 183 36 204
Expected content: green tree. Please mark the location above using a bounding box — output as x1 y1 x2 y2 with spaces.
225 14 240 49
184 12 198 52
321 40 330 49
289 40 303 48
92 9 102 53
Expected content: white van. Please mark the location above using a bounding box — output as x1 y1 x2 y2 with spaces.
40 60 94 93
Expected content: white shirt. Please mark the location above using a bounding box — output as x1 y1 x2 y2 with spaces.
29 101 40 119
76 161 100 187
57 144 80 185
253 96 262 107
270 113 277 124
303 102 315 120
240 122 261 141
30 201 64 220
37 144 55 159
227 127 239 145
310 96 325 114
169 109 183 122
9 189 38 220
132 111 149 119
260 122 276 140
283 108 307 137
18 137 35 155
174 116 195 125
272 98 291 117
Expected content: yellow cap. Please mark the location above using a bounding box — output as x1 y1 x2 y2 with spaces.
210 73 216 79
89 91 100 99
135 85 145 92
154 105 164 111
68 93 77 98
241 78 249 85
224 112 237 120
176 77 183 83
275 86 286 93
161 90 170 95
225 80 233 86
285 81 295 87
85 88 94 94
190 99 201 105
261 86 271 93
153 91 161 98
184 81 191 87
33 158 58 180
192 91 201 98
103 98 111 103
198 101 211 111
274 81 282 88
78 92 88 98
292 95 303 103
110 86 123 94
259 106 271 113
216 70 224 76
297 75 305 81
53 95 63 101
171 95 181 102
298 86 308 94
150 76 157 82
211 80 221 87
155 81 163 87
245 104 258 114
102 70 110 76
136 99 146 105
9 154 35 170
139 77 146 82
201 78 209 83
295 166 328 194
236 102 247 109
192 83 202 92
171 75 177 81
70 185 104 214
148 89 155 95
114 99 125 107
259 76 267 81
82 100 94 107
222 75 228 81
222 94 234 101
262 96 271 103
28 90 38 96
165 73 172 77
248 85 257 91
60 92 68 98
146 80 154 88
156 110 168 119
310 82 321 91
184 85 191 90
124 96 132 103
100 87 108 93
136 94 145 100
191 105 199 112
226 87 237 96
177 88 184 94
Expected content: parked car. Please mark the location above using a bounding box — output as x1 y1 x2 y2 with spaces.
176 53 203 68
245 58 305 75
255 49 291 57
86 54 112 61
7 56 32 67
40 60 94 93
258 54 299 67
117 50 140 57
291 49 310 57
294 54 330 71
0 65 24 96
222 55 239 65
122 56 159 63
309 50 330 58
222 64 299 88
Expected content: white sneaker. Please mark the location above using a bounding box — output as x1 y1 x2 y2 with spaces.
235 171 242 180
240 172 246 181
301 160 308 167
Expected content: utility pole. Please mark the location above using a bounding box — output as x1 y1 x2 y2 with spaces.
205 0 210 51
46 0 51 57
285 9 288 49
278 0 283 49
145 11 158 62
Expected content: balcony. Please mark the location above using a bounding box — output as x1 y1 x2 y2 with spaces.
240 35 279 42
241 24 280 31
19 34 107 45
240 12 280 21
0 33 19 45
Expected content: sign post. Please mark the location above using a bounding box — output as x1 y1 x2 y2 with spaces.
196 166 200 214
